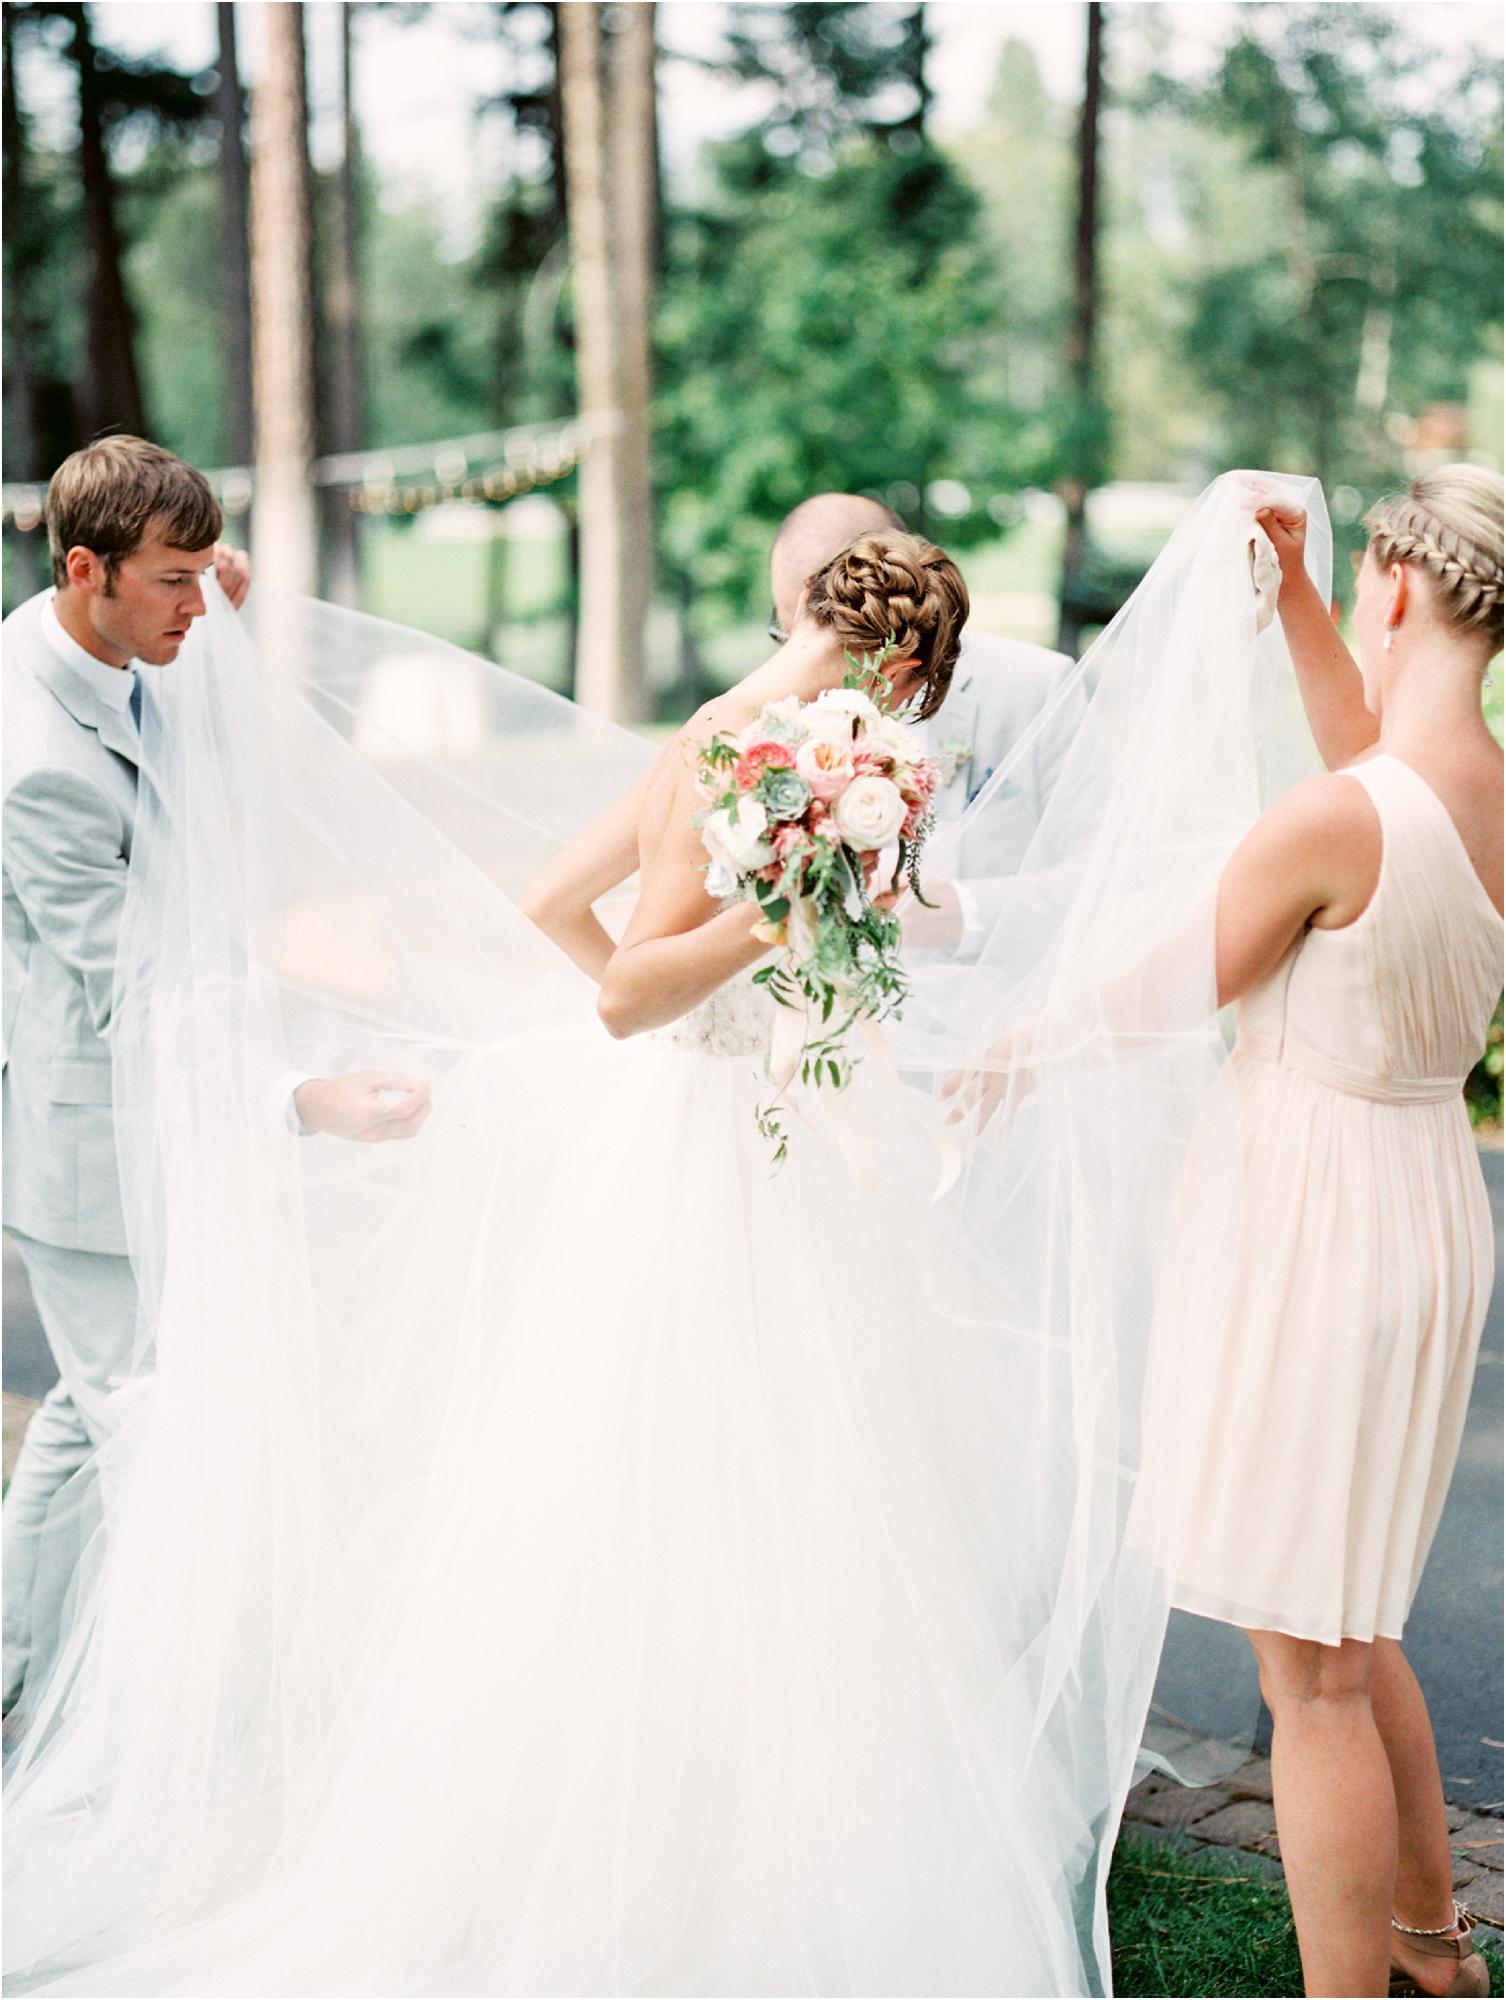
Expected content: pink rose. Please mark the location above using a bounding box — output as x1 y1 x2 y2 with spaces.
795 737 855 802
734 739 796 791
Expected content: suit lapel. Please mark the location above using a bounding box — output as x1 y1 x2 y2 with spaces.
35 647 140 772
929 687 979 822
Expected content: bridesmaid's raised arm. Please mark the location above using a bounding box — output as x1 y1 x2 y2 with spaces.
1256 500 1381 770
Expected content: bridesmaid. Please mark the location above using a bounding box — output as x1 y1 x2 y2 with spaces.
1152 465 1503 1999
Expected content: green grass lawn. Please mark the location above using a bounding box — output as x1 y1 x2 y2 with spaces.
1109 1836 1504 1998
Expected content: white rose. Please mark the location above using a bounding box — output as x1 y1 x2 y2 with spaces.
830 775 908 851
813 686 881 729
870 715 915 760
800 707 859 749
703 798 774 873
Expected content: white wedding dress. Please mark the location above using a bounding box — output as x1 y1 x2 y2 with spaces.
3 472 1331 1997
10 973 1095 1997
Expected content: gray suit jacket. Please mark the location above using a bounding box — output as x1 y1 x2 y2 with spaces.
917 627 1084 956
3 591 141 1253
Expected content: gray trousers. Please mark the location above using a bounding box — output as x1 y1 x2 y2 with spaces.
2 1230 139 1711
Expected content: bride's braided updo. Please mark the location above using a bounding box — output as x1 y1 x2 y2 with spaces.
802 530 969 721
1364 465 1503 651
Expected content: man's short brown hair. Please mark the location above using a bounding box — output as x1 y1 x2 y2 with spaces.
46 435 222 589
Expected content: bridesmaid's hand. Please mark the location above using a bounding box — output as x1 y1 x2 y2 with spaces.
941 1032 1035 1134
1253 501 1308 589
214 542 252 610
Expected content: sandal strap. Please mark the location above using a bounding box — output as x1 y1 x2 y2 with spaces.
1392 1900 1469 1942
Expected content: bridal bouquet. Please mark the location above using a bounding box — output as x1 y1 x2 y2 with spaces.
696 654 939 1159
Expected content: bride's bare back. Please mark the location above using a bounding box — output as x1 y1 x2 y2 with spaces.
520 671 803 1034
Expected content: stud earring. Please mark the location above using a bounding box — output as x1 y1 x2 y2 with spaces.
1383 627 1396 652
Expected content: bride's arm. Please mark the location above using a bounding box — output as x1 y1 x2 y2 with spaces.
519 771 652 981
596 765 773 1039
1256 500 1379 770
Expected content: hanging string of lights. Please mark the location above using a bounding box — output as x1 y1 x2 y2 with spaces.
0 417 595 532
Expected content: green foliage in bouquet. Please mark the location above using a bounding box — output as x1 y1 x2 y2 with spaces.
694 642 940 1163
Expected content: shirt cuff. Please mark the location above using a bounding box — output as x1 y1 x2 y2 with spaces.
953 878 986 957
274 1070 315 1136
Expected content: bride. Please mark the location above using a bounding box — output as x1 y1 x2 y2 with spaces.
3 481 1327 1997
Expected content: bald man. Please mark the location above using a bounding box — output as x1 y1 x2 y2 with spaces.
769 493 1082 956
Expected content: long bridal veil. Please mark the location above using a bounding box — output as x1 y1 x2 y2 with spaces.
3 471 1329 1997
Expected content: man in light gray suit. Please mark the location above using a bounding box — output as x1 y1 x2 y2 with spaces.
768 492 1084 956
2 437 431 1715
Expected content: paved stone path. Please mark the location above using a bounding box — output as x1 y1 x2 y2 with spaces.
1121 1751 1504 1938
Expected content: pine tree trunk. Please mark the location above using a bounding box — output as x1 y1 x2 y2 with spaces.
545 4 581 695
321 0 363 606
607 1 656 710
71 3 146 438
250 1 319 595
216 3 253 468
899 3 931 143
3 6 43 594
1057 0 1104 658
559 1 654 722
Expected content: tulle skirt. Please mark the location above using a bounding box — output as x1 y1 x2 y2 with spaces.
12 1013 1115 1997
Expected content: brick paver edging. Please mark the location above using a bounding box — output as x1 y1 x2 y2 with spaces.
1121 1756 1504 1935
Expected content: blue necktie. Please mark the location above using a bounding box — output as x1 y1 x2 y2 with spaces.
129 672 143 731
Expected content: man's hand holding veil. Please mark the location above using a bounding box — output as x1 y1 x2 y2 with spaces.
293 1072 433 1142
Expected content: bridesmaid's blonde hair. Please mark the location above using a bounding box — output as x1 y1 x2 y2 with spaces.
1365 464 1503 651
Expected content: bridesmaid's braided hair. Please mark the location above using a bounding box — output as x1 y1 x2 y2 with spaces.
1365 465 1503 651
802 531 970 722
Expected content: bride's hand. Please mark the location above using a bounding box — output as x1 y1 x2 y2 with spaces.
1253 501 1307 587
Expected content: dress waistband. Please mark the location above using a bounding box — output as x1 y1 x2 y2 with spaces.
1235 1030 1466 1106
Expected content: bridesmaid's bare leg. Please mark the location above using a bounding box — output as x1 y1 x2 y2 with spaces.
1247 1629 1393 1997
1371 1638 1469 1996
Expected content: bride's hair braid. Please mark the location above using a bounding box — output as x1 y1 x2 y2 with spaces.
803 531 969 721
1365 465 1504 650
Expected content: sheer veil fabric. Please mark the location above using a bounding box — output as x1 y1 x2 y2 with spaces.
2 472 1329 1997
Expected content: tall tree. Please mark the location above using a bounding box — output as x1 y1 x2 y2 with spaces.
606 2 656 698
3 5 46 593
215 3 253 467
559 2 656 722
718 1 934 164
5 1 214 463
655 4 992 624
321 0 364 605
68 1 146 437
250 1 318 594
1163 6 1503 507
1056 1 1106 657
